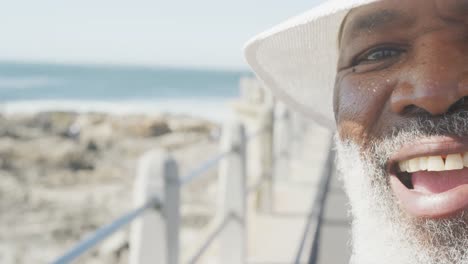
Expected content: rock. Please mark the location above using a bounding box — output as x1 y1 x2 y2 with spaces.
111 115 171 138
0 111 220 264
168 117 215 134
0 138 15 170
47 140 95 171
4 126 44 140
158 132 206 150
0 172 25 206
0 115 44 140
74 113 107 126
32 111 78 136
2 137 95 172
86 141 99 152
139 117 171 137
66 155 95 171
0 114 6 137
80 122 115 150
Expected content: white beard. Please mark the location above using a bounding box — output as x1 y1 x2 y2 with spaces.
336 136 468 264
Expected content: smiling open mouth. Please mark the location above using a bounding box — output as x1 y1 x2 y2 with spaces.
396 153 468 193
389 137 468 218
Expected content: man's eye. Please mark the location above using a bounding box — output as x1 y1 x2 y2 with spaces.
354 47 403 65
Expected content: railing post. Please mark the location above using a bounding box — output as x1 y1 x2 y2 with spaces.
275 103 291 180
218 121 247 264
129 149 180 264
165 155 181 264
290 111 307 160
257 104 274 212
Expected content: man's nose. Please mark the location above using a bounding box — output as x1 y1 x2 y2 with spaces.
391 38 468 116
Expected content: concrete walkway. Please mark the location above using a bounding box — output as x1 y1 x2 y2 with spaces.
247 125 351 264
197 124 351 264
317 173 351 264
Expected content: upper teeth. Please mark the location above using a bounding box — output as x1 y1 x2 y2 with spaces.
399 153 468 172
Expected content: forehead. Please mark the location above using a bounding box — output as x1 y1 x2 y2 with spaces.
340 0 468 45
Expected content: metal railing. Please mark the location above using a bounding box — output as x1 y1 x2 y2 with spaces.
294 139 335 264
51 104 277 264
50 81 333 264
52 197 161 264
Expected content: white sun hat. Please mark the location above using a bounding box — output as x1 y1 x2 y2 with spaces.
244 0 380 130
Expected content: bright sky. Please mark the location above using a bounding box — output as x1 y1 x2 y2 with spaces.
0 0 321 70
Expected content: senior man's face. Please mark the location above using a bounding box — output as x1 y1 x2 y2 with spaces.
335 0 468 263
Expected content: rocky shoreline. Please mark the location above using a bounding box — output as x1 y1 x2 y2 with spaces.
0 111 222 264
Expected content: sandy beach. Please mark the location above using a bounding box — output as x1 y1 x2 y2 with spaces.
0 111 222 264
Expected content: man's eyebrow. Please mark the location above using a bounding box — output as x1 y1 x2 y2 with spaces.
345 9 413 38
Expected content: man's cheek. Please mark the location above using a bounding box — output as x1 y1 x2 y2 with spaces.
337 119 369 146
336 77 393 144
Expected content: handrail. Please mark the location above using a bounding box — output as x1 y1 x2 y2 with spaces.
180 126 266 187
243 144 284 200
245 142 287 197
294 139 335 264
180 150 232 186
50 125 267 264
181 125 267 261
51 197 161 264
307 145 334 264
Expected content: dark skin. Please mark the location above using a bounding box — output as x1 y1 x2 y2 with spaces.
335 0 468 147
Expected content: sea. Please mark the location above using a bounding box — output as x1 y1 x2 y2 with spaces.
0 62 251 122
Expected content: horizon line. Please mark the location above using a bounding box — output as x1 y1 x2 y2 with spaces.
0 59 252 74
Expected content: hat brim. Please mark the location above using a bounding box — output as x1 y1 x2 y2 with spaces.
244 0 380 130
